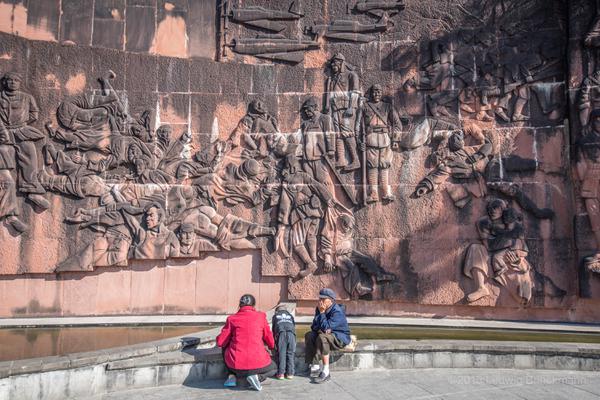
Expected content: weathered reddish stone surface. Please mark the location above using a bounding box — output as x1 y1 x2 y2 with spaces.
0 0 597 322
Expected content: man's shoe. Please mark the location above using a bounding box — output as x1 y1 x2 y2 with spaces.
312 371 331 384
275 374 285 380
309 364 321 378
285 374 294 380
223 375 236 387
246 374 262 391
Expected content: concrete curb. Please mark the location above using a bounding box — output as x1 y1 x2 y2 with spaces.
3 338 600 400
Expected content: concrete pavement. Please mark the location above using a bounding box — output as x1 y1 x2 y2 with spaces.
91 368 600 400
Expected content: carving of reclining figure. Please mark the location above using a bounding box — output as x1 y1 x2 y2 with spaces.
39 143 111 199
180 205 275 252
47 120 155 175
414 130 492 208
331 214 396 299
195 158 272 206
41 140 170 200
56 200 179 271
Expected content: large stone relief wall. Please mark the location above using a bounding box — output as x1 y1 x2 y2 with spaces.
0 0 597 320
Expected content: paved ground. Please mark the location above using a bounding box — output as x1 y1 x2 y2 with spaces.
91 368 600 400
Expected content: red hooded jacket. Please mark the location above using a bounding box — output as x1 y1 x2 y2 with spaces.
216 306 275 370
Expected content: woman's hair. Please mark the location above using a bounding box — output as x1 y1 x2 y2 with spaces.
239 294 256 307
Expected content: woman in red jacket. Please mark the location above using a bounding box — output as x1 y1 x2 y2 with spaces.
216 294 276 391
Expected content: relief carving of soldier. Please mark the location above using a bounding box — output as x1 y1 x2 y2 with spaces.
356 84 401 204
418 38 458 118
177 222 218 257
298 97 335 183
576 109 600 272
0 144 27 234
463 199 507 302
331 214 396 299
495 42 539 122
463 199 566 304
324 53 361 172
413 130 492 208
0 72 49 210
120 201 180 260
155 125 191 177
578 71 600 127
275 156 335 279
229 99 285 159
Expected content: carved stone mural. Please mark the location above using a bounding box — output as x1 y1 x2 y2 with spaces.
0 0 597 321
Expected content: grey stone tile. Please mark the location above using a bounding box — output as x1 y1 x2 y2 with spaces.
413 352 432 368
432 351 453 368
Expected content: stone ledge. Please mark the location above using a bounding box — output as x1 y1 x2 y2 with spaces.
105 339 600 372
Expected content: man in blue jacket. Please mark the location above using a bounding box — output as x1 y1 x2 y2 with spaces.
304 288 351 383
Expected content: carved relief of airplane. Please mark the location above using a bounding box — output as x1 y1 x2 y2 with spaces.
227 1 304 33
304 20 390 43
226 34 320 63
352 0 406 21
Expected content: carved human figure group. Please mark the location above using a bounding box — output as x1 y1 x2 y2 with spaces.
0 44 566 303
0 54 404 299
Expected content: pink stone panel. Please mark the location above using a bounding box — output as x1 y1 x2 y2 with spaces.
95 268 132 315
0 230 21 275
195 255 229 314
0 278 27 316
60 272 99 316
226 250 262 313
163 260 197 313
25 276 62 316
129 262 165 314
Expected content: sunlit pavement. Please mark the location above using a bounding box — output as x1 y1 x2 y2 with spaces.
91 368 600 400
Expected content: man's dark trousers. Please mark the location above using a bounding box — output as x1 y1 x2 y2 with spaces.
276 331 296 375
304 331 345 364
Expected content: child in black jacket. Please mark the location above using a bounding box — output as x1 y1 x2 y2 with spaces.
271 304 296 379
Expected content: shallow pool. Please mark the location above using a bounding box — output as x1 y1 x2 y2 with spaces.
295 325 600 344
3 323 600 363
0 325 215 362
